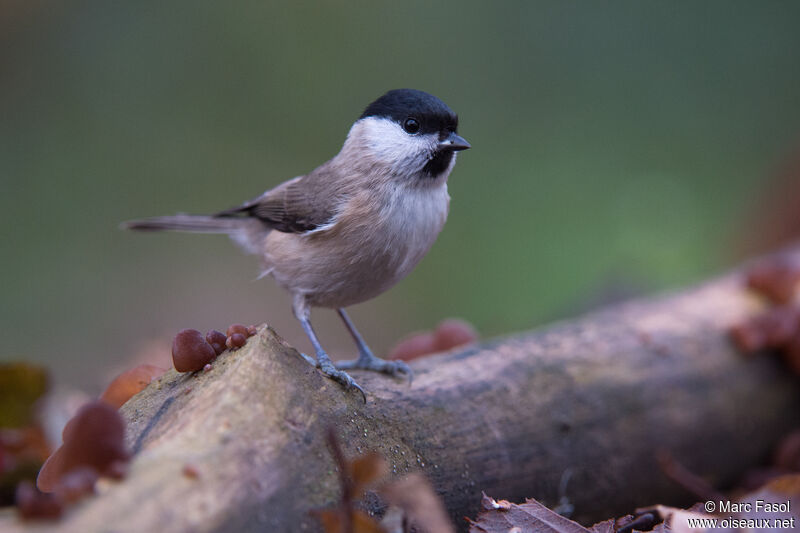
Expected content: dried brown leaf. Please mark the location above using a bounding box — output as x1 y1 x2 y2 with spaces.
736 473 800 525
350 451 389 495
654 505 716 533
316 432 389 533
381 473 454 533
352 510 386 533
612 512 660 533
315 509 345 533
586 518 615 533
314 508 385 533
657 474 800 533
762 472 800 495
468 495 589 533
480 492 512 510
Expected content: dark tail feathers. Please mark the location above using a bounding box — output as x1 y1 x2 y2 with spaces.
121 214 244 234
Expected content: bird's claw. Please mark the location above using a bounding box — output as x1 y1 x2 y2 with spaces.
298 351 317 366
336 356 413 383
319 361 367 403
384 359 413 381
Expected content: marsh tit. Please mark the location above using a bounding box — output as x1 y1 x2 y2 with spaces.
124 89 470 399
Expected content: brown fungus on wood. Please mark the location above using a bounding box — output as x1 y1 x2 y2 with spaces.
730 321 770 353
433 318 478 351
745 256 800 304
226 333 247 350
729 259 800 376
205 330 228 356
100 364 166 408
54 466 98 504
387 331 438 361
182 464 200 480
36 401 130 493
388 318 478 361
15 481 63 521
172 329 217 372
226 324 249 338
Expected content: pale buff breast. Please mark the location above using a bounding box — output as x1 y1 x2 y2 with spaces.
262 183 450 308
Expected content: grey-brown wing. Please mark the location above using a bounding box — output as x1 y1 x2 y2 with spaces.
215 175 337 233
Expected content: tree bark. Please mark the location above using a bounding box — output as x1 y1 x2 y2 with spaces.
6 252 800 532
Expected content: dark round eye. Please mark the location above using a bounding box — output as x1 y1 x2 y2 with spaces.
403 117 420 134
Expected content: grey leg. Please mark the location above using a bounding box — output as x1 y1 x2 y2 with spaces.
293 297 365 402
335 308 412 381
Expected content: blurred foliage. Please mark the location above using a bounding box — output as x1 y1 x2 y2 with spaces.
0 363 48 428
1 1 800 388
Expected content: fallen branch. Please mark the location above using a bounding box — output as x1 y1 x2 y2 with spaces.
8 249 800 532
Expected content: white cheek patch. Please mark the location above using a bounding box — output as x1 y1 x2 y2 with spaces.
356 117 437 175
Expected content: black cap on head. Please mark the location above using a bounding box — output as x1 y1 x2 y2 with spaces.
360 89 458 135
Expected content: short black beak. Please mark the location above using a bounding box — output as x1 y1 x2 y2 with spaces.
440 132 471 151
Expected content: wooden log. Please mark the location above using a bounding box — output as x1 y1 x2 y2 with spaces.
5 252 800 532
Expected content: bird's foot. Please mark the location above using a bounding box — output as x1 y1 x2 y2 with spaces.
298 352 317 366
336 354 413 382
318 359 366 403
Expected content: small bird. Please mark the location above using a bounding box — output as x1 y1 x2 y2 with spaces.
124 89 470 399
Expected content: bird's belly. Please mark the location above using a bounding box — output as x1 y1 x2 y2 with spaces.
265 186 449 308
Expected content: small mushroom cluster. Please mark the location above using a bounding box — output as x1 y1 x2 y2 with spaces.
729 255 800 374
387 319 478 361
17 324 258 520
172 324 258 372
99 364 166 409
24 402 130 520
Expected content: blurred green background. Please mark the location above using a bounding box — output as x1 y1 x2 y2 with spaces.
2 1 800 390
